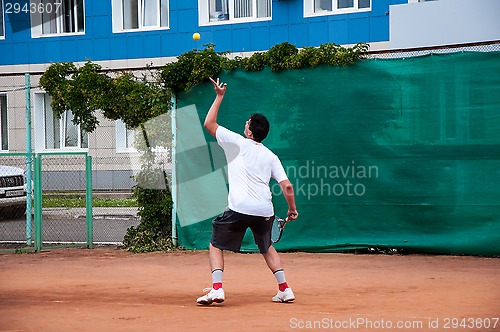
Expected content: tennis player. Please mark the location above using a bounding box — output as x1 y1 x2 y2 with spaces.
197 77 299 305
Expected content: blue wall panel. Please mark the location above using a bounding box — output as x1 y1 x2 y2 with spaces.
372 0 391 16
144 34 162 58
93 38 111 60
232 27 252 53
92 16 111 39
269 25 289 47
348 17 370 43
1 45 13 64
287 0 307 24
76 38 94 61
391 0 409 6
251 26 270 51
0 0 397 66
177 9 198 33
272 1 289 26
309 21 329 47
328 19 349 45
44 40 61 63
28 44 44 64
110 36 127 60
126 35 145 59
175 0 195 10
91 0 111 16
12 43 29 63
83 16 93 38
289 24 308 48
168 33 192 56
212 28 232 53
370 15 390 43
3 0 30 42
60 39 78 62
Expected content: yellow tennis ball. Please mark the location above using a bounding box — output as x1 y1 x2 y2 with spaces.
193 32 200 41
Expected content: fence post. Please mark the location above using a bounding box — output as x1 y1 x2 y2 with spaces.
25 73 33 245
33 154 42 253
171 97 178 246
86 155 93 248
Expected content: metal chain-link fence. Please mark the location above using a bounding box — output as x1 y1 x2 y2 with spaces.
1 73 38 247
37 153 91 246
0 72 147 250
367 41 500 59
0 154 31 246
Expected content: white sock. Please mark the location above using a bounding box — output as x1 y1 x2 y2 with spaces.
212 269 223 284
273 269 286 284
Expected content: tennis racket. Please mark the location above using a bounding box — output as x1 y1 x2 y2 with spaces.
271 216 289 243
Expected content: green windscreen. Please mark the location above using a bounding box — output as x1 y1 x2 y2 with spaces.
174 52 500 256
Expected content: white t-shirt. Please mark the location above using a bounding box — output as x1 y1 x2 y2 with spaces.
216 126 288 217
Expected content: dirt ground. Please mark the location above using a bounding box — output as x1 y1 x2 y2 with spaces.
0 248 499 332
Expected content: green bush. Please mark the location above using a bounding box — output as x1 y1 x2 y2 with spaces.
122 186 174 253
161 41 368 93
122 169 174 253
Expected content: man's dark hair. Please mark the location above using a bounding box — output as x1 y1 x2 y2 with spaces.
249 113 270 142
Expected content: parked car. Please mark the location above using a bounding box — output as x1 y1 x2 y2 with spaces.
0 165 27 219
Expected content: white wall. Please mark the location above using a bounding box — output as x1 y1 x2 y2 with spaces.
390 0 500 49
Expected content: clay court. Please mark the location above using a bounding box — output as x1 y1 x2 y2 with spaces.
0 248 499 332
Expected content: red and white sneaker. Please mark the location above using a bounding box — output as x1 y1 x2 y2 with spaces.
197 288 225 305
272 288 295 303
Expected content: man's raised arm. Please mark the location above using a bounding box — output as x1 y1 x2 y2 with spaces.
204 77 227 137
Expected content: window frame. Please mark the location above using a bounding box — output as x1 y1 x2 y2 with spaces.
0 0 5 39
115 120 138 153
304 0 371 18
0 94 8 151
198 0 272 27
34 93 88 152
112 0 170 33
30 0 86 38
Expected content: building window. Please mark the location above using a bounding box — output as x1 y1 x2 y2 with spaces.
115 120 137 152
0 95 8 150
42 94 88 150
199 0 271 26
112 0 169 32
0 0 5 39
30 0 85 37
304 0 371 17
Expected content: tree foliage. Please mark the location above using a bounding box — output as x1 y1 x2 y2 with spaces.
40 62 172 131
161 42 368 93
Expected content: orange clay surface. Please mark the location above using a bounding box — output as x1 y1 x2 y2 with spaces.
0 247 499 332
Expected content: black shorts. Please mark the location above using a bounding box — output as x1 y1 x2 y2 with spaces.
210 208 274 254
